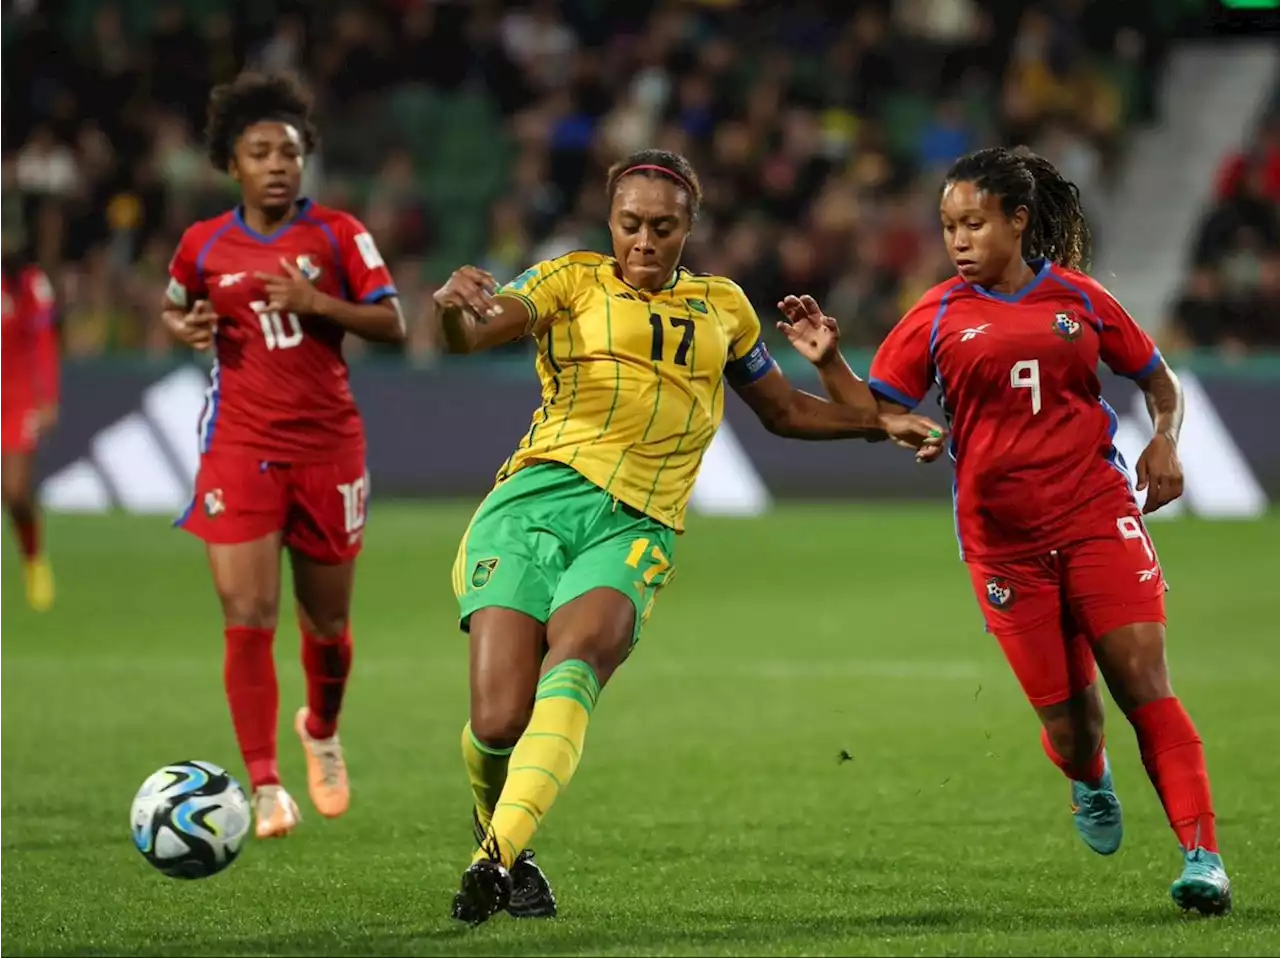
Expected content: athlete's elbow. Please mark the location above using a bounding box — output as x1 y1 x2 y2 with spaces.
756 398 800 437
383 314 408 345
374 301 407 345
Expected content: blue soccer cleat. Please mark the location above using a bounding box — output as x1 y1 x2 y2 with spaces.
1069 752 1123 855
1171 847 1232 916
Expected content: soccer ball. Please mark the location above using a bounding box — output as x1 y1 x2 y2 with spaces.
130 760 250 879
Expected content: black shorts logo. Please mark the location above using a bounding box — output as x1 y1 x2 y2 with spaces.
471 558 499 589
985 576 1014 608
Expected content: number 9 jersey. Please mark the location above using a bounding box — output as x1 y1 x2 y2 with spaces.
166 199 396 462
868 258 1160 562
167 200 394 563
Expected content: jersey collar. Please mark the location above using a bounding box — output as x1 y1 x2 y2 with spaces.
613 260 685 296
968 256 1051 303
233 197 313 244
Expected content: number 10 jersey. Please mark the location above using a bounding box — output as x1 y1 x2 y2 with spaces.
167 199 397 462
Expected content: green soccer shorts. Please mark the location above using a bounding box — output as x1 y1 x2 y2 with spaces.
451 463 676 642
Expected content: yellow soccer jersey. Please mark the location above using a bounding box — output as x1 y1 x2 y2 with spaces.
495 250 775 531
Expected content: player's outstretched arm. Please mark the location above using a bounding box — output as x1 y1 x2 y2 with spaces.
769 293 946 455
776 294 880 409
432 265 531 354
1133 358 1185 514
733 365 944 450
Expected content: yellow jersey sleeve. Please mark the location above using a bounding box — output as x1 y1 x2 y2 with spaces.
497 254 589 337
709 278 778 388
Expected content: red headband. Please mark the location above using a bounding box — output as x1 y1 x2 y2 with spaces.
618 164 694 194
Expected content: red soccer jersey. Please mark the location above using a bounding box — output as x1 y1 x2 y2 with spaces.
167 199 396 462
869 259 1160 561
1 265 59 412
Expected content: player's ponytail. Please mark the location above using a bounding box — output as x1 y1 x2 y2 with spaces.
945 147 1092 272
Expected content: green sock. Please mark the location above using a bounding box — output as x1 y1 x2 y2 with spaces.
461 722 512 832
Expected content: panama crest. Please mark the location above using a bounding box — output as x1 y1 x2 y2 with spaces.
1052 310 1082 341
204 488 225 518
471 558 499 589
295 255 321 281
985 576 1014 609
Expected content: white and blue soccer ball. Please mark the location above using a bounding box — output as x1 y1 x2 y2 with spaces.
130 760 250 879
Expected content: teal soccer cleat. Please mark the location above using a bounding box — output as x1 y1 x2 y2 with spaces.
1171 847 1232 916
1069 753 1123 855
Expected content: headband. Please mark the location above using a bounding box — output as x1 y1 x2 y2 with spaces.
618 164 694 195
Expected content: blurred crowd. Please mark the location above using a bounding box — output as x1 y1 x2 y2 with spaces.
1166 105 1280 355
3 0 1264 365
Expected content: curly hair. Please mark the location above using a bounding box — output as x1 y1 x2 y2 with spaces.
605 149 704 220
944 146 1093 271
204 71 319 171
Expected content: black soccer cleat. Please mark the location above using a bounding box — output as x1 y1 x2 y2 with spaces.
469 809 557 919
450 855 513 926
508 849 558 919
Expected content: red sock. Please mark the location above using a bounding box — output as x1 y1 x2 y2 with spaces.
1128 696 1218 852
1040 727 1107 785
223 627 279 790
301 625 353 740
13 514 39 559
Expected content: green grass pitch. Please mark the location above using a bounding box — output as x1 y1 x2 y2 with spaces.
3 504 1278 956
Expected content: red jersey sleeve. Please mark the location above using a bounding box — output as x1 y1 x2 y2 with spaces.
167 226 208 309
25 268 59 405
333 214 397 304
869 298 938 410
1090 279 1160 379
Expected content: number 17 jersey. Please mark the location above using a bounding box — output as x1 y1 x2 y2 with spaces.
869 259 1160 561
167 199 397 462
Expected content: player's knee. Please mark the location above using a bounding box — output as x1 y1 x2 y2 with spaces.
546 589 635 684
1 474 27 511
470 698 532 751
5 496 33 524
218 592 279 631
1096 624 1173 711
299 609 348 640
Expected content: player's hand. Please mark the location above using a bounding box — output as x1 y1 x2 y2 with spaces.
1135 433 1183 514
256 258 320 315
174 300 217 351
776 294 840 367
35 403 58 436
434 266 499 321
880 413 947 460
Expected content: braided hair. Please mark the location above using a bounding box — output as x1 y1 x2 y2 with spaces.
944 146 1092 271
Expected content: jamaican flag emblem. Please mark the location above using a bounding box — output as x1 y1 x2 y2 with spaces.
471 558 499 589
687 298 708 313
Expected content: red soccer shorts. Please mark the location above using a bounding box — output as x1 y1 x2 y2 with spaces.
177 449 369 564
1 404 39 454
967 513 1167 707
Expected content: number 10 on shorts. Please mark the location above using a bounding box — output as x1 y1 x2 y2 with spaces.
338 476 367 534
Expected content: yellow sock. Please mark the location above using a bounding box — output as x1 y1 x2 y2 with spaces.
475 659 599 869
461 723 512 832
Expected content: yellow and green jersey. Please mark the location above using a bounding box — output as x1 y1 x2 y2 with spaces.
495 250 775 531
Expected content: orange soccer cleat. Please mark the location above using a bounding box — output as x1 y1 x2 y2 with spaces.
252 785 301 839
294 707 350 818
